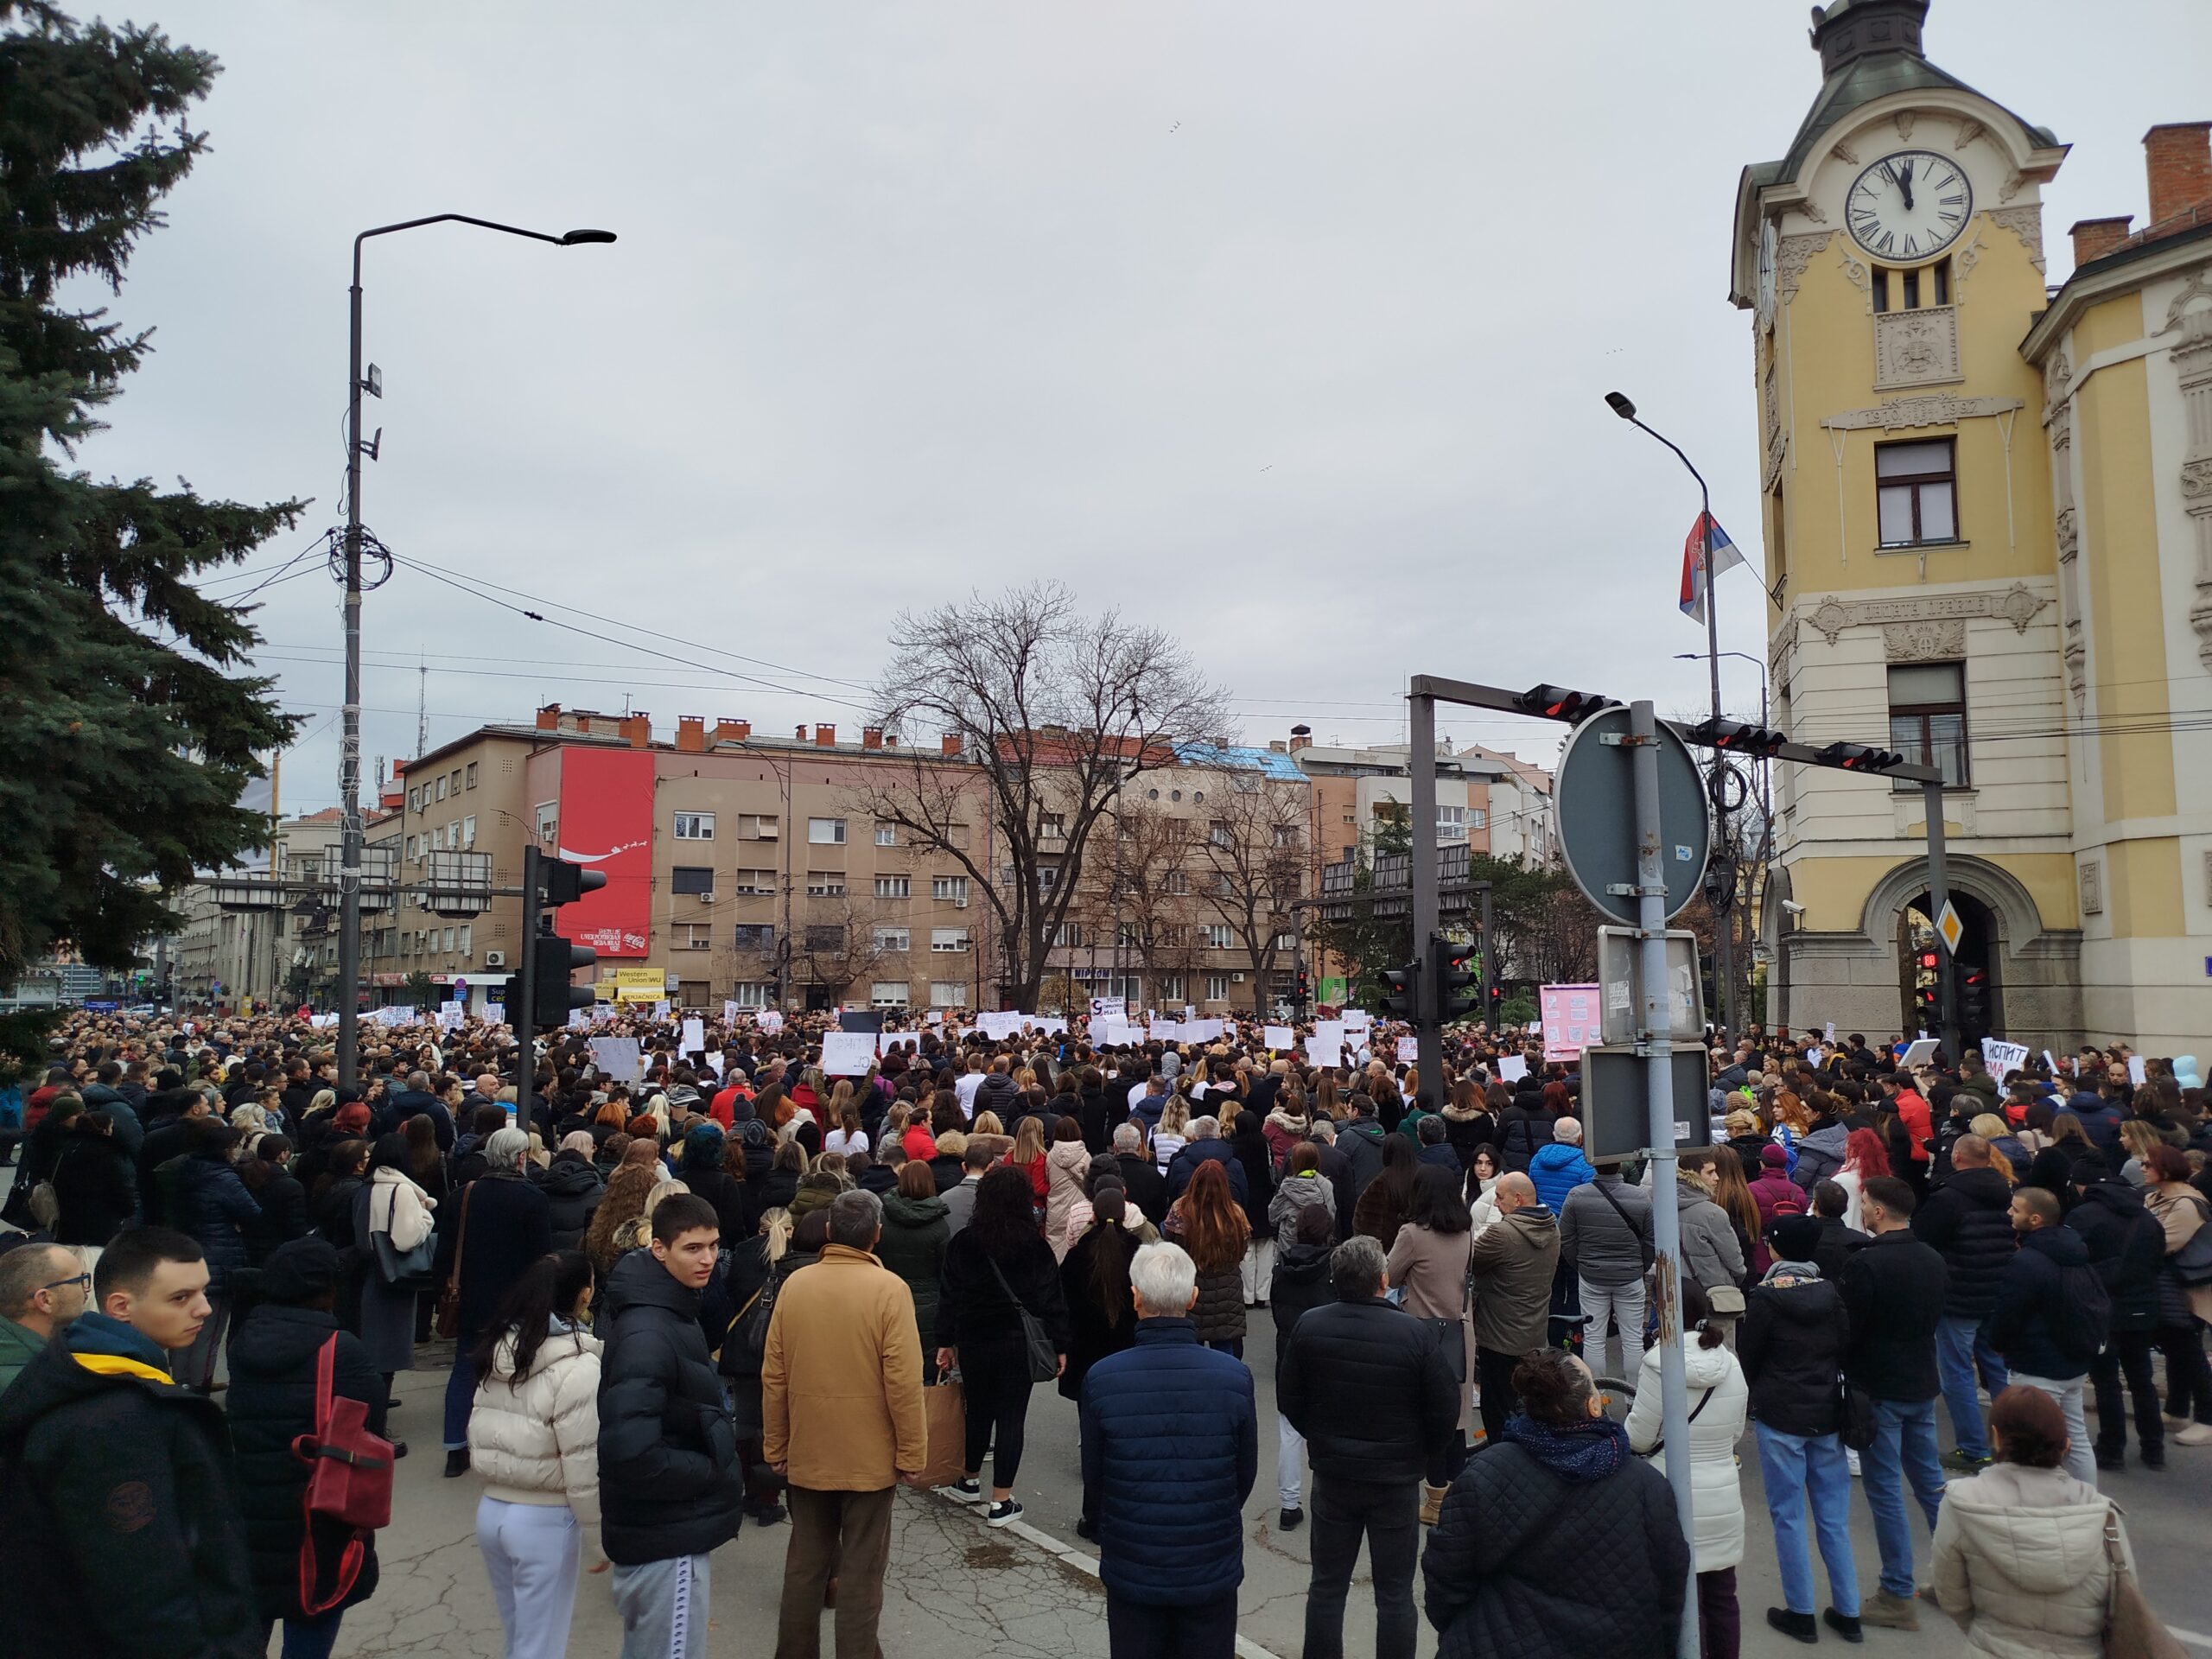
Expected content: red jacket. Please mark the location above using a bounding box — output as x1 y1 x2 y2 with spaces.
1894 1090 1933 1163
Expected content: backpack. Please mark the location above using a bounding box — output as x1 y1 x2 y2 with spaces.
1767 1185 1807 1222
2053 1259 2114 1366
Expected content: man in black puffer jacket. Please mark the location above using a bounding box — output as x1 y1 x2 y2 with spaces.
1987 1185 2107 1487
1909 1135 2016 1467
2068 1164 2168 1471
597 1193 742 1652
1280 1235 1457 1659
228 1238 388 1648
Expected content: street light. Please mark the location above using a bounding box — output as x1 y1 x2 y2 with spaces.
335 214 616 1088
1607 390 1743 1040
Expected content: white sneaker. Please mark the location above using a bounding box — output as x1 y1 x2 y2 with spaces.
935 1478 982 1503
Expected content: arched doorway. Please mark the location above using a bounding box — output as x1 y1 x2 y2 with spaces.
1897 890 2002 1050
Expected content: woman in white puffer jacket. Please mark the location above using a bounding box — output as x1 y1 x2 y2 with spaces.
1625 1279 1751 1659
467 1249 604 1659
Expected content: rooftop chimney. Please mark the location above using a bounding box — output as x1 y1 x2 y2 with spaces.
2070 216 2134 266
536 704 561 732
861 726 883 751
941 733 963 757
712 718 751 745
619 713 652 747
676 715 706 753
2145 122 2212 228
1289 724 1313 753
814 723 836 748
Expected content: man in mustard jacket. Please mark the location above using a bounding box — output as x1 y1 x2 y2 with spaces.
764 1186 930 1659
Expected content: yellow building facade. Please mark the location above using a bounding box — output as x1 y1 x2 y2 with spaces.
1735 0 2212 1053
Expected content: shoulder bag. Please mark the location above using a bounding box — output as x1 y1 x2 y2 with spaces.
433 1182 472 1339
1592 1179 1656 1273
369 1181 436 1287
1838 1376 1878 1451
2101 1503 2186 1659
1634 1384 1715 1460
291 1332 394 1614
2167 1192 2212 1287
987 1254 1061 1382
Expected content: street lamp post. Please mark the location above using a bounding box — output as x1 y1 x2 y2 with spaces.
336 216 614 1089
1678 649 1770 1033
1606 390 1744 1042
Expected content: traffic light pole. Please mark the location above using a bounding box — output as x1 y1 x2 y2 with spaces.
516 843 542 1128
1408 691 1444 1096
1923 779 1961 1062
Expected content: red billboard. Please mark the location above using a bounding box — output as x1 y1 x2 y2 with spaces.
556 747 655 957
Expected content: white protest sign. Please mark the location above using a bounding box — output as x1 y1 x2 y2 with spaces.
2044 1049 2058 1077
653 1001 670 1021
437 1000 464 1029
1263 1025 1295 1052
1307 1039 1343 1069
680 1018 705 1053
1899 1038 1941 1069
588 1037 642 1083
1824 1021 1837 1044
1343 1009 1372 1035
1397 1037 1421 1064
1981 1038 2031 1084
979 1011 1022 1041
308 1013 339 1029
1497 1055 1529 1084
1089 995 1127 1020
758 1009 785 1033
2128 1055 2147 1087
723 1000 741 1026
1149 1021 1181 1043
1311 1020 1345 1055
821 1032 876 1076
1098 1020 1138 1047
486 1001 505 1027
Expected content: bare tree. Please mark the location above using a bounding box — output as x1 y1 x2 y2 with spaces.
842 582 1223 1009
792 896 892 1004
1193 771 1306 1015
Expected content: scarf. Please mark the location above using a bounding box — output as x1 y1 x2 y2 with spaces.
1500 1413 1630 1483
1761 1258 1822 1289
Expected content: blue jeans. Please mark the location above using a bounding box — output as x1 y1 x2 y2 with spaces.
1861 1396 1947 1598
1754 1423 1859 1618
262 1610 343 1659
1935 1315 2005 1459
443 1345 478 1451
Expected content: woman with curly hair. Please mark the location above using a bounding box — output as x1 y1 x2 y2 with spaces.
1164 1158 1250 1356
582 1161 659 1277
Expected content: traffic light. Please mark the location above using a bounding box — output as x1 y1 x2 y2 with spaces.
1487 982 1503 1023
1911 949 1942 1028
1958 968 1991 1034
1379 958 1422 1020
1513 683 1621 724
1813 741 1907 773
1431 932 1478 1023
1686 716 1788 756
1294 962 1310 1013
542 857 607 907
531 933 598 1029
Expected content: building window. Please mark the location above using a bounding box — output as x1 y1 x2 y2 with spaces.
732 924 775 951
1039 811 1065 840
673 812 715 840
450 769 462 795
1051 923 1083 948
804 925 843 952
1469 809 1487 830
930 982 964 1008
677 921 714 950
458 924 472 957
1272 930 1296 950
671 865 715 896
1116 922 1140 948
443 926 456 952
874 823 898 847
1436 805 1466 842
1158 974 1185 1002
870 981 911 1008
435 775 447 802
738 813 778 840
1208 819 1232 848
728 982 773 1008
806 872 846 897
872 925 910 953
465 761 478 789
461 815 476 849
734 868 775 895
1876 439 1957 546
1037 864 1059 891
874 875 910 899
807 817 845 845
1161 870 1190 896
407 786 419 814
932 875 968 902
1272 823 1298 848
536 803 556 845
931 926 969 953
1887 662 1969 789
1206 974 1230 1002
1203 924 1234 950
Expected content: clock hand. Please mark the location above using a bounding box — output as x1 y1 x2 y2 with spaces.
1898 160 1915 211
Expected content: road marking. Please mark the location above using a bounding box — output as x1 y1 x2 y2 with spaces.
2170 1629 2212 1651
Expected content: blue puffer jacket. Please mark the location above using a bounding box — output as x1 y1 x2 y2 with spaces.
168 1152 260 1294
1528 1142 1595 1217
1080 1317 1256 1606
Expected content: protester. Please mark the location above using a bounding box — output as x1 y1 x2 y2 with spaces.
1268 1203 1336 1529
764 1188 928 1659
1061 1186 1142 1535
48 1108 138 1247
165 1117 258 1389
2067 1162 2168 1471
1386 1165 1476 1517
1560 1156 1652 1378
935 1164 1071 1527
597 1192 743 1657
1740 1214 1861 1643
1911 1133 2016 1468
0 1227 260 1657
702 1205 799 1526
1079 1240 1258 1659
1423 1347 1689 1659
229 1236 389 1659
876 1157 951 1358
1467 1172 1560 1442
1625 1280 1749 1659
1930 1386 2140 1659
359 1131 435 1421
1278 1236 1458 1659
1163 1156 1251 1356
2141 1144 2212 1442
467 1250 603 1659
439 1127 555 1477
0 1243 88 1393
1527 1116 1594 1216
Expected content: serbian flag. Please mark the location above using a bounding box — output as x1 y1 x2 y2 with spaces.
1679 511 1745 626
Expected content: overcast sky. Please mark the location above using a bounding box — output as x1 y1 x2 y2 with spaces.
69 0 2212 813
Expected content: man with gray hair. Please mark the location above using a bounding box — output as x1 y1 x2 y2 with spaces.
435 1122 551 1476
0 1243 88 1392
764 1185 928 1658
1080 1242 1256 1658
1279 1236 1458 1659
1166 1114 1249 1204
387 1066 454 1149
1113 1122 1169 1226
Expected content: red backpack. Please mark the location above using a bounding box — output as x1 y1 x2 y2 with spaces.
290 1333 395 1613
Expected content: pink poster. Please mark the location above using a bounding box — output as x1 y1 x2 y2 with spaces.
1540 983 1601 1063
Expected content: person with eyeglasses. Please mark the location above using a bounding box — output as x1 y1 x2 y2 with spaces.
0 1244 91 1392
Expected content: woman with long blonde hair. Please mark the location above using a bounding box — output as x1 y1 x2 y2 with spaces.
1705 1145 1763 1274
1009 1116 1050 1204
1152 1096 1192 1173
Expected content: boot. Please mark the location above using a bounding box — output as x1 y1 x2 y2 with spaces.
1859 1590 1920 1630
1420 1484 1446 1526
1823 1608 1864 1643
1764 1609 1817 1644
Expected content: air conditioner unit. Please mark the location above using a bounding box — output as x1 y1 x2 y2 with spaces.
484 950 506 968
953 896 968 908
696 891 715 905
1232 972 1246 982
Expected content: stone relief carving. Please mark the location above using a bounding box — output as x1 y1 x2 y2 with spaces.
1953 118 1985 152
1883 619 1967 660
2153 264 2212 337
1821 393 2024 432
1893 111 1916 142
1798 198 1829 227
1952 230 1984 297
1776 232 1832 301
2056 506 2078 558
1836 240 1872 300
1801 583 2051 645
1988 206 2045 274
1999 171 2024 203
1831 138 1860 166
2184 459 2212 500
1874 307 1962 389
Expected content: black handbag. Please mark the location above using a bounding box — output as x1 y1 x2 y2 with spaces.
1421 1315 1467 1383
988 1256 1061 1383
1839 1378 1878 1451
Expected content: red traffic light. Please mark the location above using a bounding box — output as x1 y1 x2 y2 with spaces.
1688 716 1788 756
1514 683 1620 724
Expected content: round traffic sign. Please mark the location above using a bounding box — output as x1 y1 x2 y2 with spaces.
1552 707 1713 926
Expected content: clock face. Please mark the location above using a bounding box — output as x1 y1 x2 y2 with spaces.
1846 149 1973 263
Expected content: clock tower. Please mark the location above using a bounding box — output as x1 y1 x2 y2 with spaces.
1732 0 2083 1047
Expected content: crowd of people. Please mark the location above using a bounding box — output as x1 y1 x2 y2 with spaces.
0 1001 2204 1658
